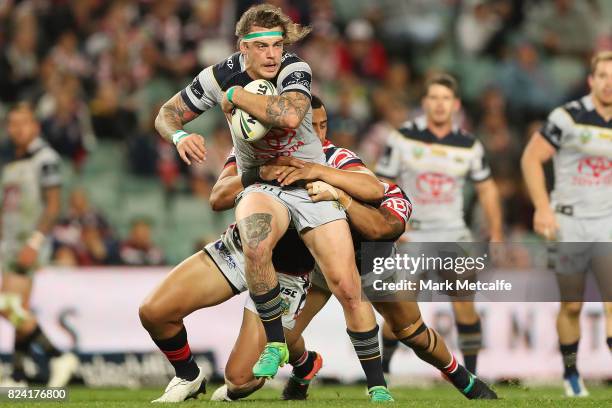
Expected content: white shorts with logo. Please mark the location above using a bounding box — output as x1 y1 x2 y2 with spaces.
551 213 612 275
237 184 346 232
204 225 310 330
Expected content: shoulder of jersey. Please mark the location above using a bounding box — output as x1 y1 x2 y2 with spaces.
396 120 477 148
212 52 247 90
279 52 305 69
559 96 595 124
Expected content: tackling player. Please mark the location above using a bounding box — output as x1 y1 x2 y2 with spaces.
375 74 503 376
521 51 612 397
0 103 79 387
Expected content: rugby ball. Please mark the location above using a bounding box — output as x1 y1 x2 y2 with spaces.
230 79 277 142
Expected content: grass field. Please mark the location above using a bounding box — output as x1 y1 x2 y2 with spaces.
2 384 611 407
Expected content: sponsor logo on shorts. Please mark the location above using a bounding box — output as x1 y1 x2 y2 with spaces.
214 240 237 269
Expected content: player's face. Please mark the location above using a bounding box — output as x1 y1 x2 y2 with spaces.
7 109 39 148
589 60 612 107
423 84 459 126
241 25 284 80
312 107 328 143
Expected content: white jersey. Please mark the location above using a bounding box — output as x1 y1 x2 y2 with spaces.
181 51 324 170
540 95 612 218
1 138 61 252
375 116 490 230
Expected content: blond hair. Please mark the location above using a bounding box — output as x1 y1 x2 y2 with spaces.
590 50 612 74
235 4 311 46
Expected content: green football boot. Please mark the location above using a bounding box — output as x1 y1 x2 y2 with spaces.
252 342 289 379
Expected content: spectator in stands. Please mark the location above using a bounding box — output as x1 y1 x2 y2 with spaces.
119 218 165 266
90 81 138 140
0 7 40 103
338 19 388 81
525 0 595 57
52 188 119 266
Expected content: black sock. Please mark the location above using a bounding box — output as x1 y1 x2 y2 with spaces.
560 341 579 378
456 320 481 374
347 325 386 389
12 335 32 382
153 326 199 381
442 355 472 391
250 284 286 344
291 351 315 378
382 337 399 374
30 325 62 358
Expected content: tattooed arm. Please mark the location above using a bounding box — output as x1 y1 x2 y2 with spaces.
221 89 310 129
155 92 207 165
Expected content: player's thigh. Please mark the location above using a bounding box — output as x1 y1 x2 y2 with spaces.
140 251 235 322
556 272 587 303
374 301 422 332
1 272 33 309
301 220 357 286
225 308 267 385
235 192 290 254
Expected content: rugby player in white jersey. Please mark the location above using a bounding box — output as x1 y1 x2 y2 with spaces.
375 74 503 376
0 103 79 387
148 4 391 402
209 95 497 402
521 51 612 397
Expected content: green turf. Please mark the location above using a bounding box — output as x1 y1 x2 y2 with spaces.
2 384 611 407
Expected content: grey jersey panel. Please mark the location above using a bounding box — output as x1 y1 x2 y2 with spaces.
540 95 612 217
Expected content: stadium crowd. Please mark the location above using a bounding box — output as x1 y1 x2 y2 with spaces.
1 0 611 265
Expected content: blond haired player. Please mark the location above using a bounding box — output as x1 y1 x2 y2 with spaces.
521 51 612 397
147 4 391 402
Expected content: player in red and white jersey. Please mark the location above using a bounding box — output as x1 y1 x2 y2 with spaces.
521 51 612 397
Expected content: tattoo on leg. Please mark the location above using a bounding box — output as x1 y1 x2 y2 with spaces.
238 213 273 250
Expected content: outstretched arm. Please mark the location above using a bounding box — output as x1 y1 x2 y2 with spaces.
155 93 207 165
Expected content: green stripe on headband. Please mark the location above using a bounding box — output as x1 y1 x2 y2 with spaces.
242 31 284 41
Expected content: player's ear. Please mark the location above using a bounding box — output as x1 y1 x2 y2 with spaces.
239 40 248 55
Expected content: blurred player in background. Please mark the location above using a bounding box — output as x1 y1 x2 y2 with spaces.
521 50 612 397
151 4 391 402
0 103 78 387
376 74 503 376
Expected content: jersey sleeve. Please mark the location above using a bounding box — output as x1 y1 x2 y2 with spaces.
328 147 364 170
37 149 62 188
380 184 412 224
540 106 572 150
375 132 402 179
180 66 223 114
276 54 312 99
224 148 237 168
468 140 491 182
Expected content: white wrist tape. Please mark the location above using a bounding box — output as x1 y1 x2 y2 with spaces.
310 181 339 199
